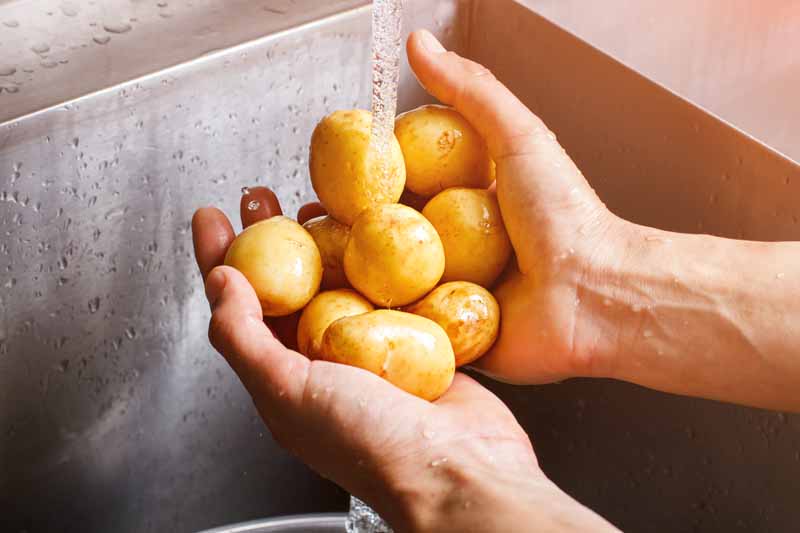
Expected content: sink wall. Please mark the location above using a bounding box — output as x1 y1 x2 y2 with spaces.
1 1 799 532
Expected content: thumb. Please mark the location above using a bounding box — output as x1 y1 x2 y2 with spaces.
407 30 606 264
205 266 309 407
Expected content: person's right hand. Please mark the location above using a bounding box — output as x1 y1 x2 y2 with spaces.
408 31 627 385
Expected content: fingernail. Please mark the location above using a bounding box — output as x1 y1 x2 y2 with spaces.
205 268 227 307
418 30 446 53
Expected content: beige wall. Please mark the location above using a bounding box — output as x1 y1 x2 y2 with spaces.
523 0 799 161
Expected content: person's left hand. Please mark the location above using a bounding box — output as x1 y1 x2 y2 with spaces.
192 189 543 531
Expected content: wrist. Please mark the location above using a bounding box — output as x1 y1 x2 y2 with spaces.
378 438 616 533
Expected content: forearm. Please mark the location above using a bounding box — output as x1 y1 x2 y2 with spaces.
582 220 800 411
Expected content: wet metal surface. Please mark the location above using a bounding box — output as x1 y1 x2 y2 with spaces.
1 1 799 532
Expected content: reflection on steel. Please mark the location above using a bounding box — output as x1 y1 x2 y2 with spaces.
1 1 798 532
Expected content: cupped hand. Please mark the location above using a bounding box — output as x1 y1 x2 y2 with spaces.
192 192 541 531
406 31 626 384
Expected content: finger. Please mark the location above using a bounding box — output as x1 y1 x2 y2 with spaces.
407 30 549 161
192 207 235 280
241 186 282 228
297 202 327 225
205 265 309 404
408 30 603 262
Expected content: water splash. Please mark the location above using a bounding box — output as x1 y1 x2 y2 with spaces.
346 497 393 533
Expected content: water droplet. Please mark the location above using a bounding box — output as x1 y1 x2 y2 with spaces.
60 2 79 17
93 35 111 45
632 304 643 313
0 66 17 77
643 330 654 338
58 359 70 372
3 278 16 288
247 200 260 211
30 43 50 54
2 20 19 28
103 21 132 34
776 273 785 280
422 428 436 439
88 297 100 313
311 391 319 400
125 327 137 339
157 1 169 6
430 457 448 467
41 59 59 69
0 82 20 94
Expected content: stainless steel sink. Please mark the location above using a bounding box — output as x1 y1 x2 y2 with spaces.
1 1 799 532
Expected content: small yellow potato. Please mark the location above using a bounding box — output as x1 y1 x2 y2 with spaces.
344 204 445 307
394 105 495 197
297 289 374 359
310 109 406 225
422 188 512 288
405 282 500 367
224 216 322 317
303 215 351 290
321 310 455 401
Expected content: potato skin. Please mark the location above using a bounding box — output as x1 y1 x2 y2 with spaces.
310 109 406 225
395 105 495 197
406 282 500 367
321 310 455 401
297 289 374 359
224 216 322 317
344 204 445 307
303 215 351 290
422 188 512 288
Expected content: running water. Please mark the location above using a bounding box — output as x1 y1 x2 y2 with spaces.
368 0 403 177
346 2 403 532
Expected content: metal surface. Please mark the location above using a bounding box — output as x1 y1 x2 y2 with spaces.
0 0 369 123
198 514 346 533
1 1 799 532
0 2 465 533
523 0 800 163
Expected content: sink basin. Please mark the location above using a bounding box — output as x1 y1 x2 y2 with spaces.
1 1 798 532
198 514 346 533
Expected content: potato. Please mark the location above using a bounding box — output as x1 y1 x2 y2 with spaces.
406 282 500 367
321 310 455 400
344 203 445 307
303 215 351 290
224 216 322 317
297 289 374 359
422 188 511 288
310 109 406 225
395 105 495 197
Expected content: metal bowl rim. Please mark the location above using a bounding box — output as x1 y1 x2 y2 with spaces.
197 513 347 533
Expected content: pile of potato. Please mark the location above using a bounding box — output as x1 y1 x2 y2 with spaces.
224 105 511 401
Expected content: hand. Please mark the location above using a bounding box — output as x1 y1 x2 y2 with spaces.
410 32 800 411
193 195 615 532
406 31 626 384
